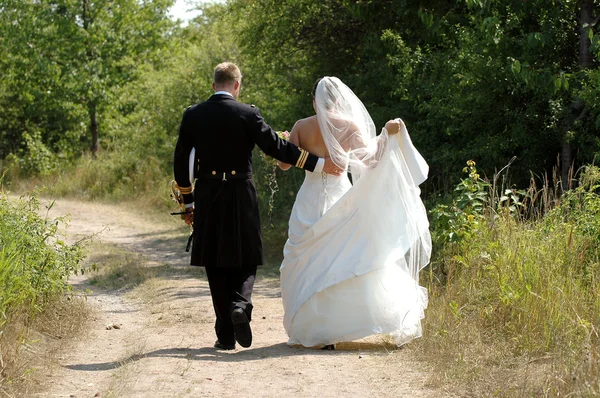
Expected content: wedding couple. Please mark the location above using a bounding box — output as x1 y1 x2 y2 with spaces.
173 62 431 351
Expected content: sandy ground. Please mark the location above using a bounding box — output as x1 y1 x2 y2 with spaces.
32 198 452 398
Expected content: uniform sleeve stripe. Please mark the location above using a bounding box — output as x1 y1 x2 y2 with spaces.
296 149 308 168
300 151 308 168
178 185 194 194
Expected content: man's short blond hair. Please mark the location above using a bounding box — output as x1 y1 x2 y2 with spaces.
214 62 242 85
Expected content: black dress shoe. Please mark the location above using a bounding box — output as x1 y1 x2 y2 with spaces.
231 308 252 348
214 340 235 350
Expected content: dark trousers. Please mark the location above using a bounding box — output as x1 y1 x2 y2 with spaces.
204 265 257 346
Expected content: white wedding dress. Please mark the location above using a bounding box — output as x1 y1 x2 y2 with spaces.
280 124 432 347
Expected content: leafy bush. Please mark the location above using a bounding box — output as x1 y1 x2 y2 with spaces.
0 188 85 380
4 131 60 178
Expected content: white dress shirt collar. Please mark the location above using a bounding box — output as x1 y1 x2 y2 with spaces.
214 91 233 97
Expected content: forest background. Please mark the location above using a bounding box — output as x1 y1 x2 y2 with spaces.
1 0 600 396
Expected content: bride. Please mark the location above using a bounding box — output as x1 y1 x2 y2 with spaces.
277 76 431 348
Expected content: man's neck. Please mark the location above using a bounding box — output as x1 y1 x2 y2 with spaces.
214 90 233 97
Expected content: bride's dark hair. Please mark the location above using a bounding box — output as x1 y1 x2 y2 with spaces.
311 78 322 98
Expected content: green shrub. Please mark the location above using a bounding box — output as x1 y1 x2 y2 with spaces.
0 189 84 356
4 132 61 178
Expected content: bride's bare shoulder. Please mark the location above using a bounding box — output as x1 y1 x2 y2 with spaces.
295 115 317 125
294 115 319 133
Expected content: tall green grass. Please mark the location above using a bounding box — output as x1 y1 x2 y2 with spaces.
0 188 84 386
422 163 600 396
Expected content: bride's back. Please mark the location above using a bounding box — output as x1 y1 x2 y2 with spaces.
295 115 329 158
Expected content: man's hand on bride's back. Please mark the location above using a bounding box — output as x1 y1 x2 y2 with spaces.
323 157 344 176
385 119 404 135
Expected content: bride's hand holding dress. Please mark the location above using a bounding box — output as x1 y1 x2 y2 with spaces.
385 119 402 135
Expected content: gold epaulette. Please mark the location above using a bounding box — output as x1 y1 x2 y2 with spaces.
178 185 194 195
296 148 309 169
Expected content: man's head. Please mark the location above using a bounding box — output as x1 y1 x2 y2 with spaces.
213 62 242 99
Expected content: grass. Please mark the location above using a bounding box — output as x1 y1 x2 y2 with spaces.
84 242 157 291
0 189 87 395
415 164 600 397
0 296 92 397
4 150 174 212
5 153 600 396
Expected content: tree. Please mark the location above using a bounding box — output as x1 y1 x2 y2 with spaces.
0 0 175 158
57 0 175 154
561 0 598 189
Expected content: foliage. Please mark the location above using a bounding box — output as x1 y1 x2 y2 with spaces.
0 191 84 325
429 160 489 244
0 187 85 383
4 132 61 177
422 164 600 396
0 0 175 160
1 1 598 184
0 2 599 393
1 1 599 188
228 0 600 194
429 158 530 245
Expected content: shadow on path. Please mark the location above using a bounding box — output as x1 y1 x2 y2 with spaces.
65 341 400 371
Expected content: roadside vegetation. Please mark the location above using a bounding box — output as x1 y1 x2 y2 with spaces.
1 1 599 396
0 188 88 394
419 162 600 396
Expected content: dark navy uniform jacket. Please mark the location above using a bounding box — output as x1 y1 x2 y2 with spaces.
173 93 318 268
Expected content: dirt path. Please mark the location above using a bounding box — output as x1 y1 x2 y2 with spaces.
36 198 449 398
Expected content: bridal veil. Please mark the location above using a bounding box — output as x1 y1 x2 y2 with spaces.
280 77 431 346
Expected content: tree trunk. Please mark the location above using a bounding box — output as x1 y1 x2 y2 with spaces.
579 0 594 69
82 0 88 29
561 141 572 191
89 103 99 155
562 0 594 190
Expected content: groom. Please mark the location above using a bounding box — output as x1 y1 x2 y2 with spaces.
173 62 340 350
